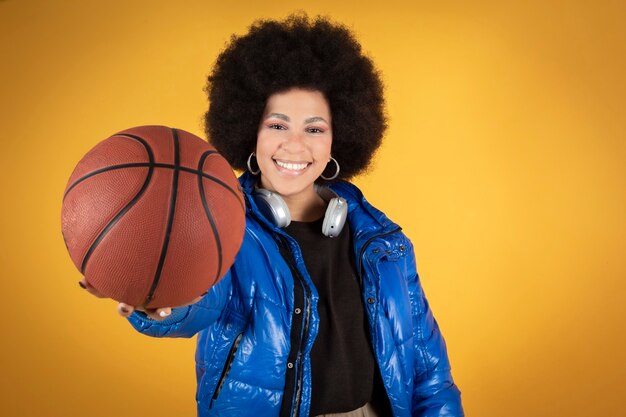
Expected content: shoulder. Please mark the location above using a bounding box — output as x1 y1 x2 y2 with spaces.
329 181 415 259
329 180 399 232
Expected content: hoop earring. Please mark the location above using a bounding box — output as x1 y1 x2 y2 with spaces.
320 157 340 181
247 152 260 175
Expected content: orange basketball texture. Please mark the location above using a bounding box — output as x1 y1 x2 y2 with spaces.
61 126 245 308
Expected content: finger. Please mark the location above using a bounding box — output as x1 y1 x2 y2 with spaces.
138 307 169 321
155 307 172 320
143 294 205 319
79 279 107 298
117 303 135 317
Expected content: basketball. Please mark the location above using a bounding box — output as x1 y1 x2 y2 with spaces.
61 126 245 308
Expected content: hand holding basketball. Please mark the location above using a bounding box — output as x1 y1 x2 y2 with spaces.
78 278 198 321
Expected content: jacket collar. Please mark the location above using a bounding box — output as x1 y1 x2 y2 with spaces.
328 180 403 270
238 171 401 247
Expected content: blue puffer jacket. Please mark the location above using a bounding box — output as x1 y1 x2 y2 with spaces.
128 172 463 417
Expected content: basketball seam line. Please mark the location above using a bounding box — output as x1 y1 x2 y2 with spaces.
198 150 224 286
80 134 155 275
63 159 244 212
63 151 217 198
144 128 181 307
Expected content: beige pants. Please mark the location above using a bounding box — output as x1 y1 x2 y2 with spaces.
315 402 379 417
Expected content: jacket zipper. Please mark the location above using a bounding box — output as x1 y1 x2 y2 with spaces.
276 235 311 417
291 285 310 417
288 260 311 417
210 332 243 408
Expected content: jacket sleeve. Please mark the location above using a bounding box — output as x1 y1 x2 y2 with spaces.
407 251 464 416
126 270 232 338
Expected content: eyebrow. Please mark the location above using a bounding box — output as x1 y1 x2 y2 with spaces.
304 116 328 124
266 113 290 122
265 113 329 124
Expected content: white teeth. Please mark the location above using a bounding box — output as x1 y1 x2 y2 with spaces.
275 160 309 171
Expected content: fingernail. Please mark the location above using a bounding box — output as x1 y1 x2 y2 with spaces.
159 310 171 317
78 281 86 289
120 306 129 313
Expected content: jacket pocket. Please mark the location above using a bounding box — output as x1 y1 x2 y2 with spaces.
209 332 244 408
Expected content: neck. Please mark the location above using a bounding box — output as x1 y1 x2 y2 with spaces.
257 177 327 222
282 190 327 222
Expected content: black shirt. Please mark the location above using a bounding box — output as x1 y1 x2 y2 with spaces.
284 217 377 415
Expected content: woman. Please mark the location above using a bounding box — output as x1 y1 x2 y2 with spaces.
81 14 463 417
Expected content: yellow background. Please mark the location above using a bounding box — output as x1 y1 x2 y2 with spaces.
1 0 624 415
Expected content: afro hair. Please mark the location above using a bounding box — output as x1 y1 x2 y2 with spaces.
204 13 387 181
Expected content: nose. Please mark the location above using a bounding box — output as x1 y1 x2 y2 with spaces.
281 130 306 153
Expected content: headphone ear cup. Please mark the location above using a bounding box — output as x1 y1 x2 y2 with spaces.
321 197 348 238
253 188 291 228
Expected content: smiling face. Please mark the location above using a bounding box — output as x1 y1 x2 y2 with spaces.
256 88 333 203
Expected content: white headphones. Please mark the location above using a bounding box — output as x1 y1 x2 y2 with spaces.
253 185 348 238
